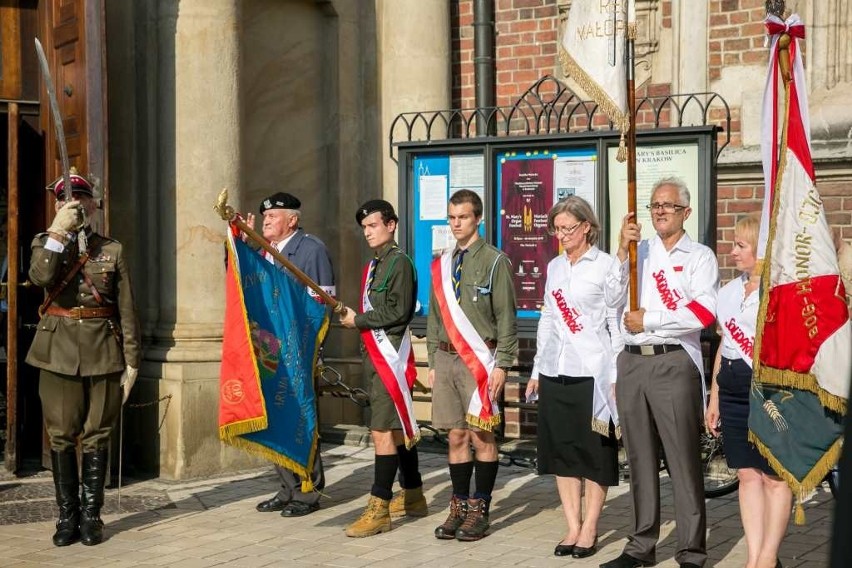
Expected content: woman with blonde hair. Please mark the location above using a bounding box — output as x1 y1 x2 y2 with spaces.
705 213 791 568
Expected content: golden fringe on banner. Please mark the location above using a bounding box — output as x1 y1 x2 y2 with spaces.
558 46 630 162
591 418 621 440
749 431 842 525
755 366 847 415
466 412 502 432
404 431 422 451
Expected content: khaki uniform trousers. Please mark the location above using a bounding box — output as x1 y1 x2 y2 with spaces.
39 369 123 453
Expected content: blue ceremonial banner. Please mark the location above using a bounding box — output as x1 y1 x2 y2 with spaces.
219 234 329 485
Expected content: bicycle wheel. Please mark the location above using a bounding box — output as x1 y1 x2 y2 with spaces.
700 432 739 497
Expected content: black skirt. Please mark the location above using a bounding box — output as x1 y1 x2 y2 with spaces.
717 357 774 474
536 374 618 486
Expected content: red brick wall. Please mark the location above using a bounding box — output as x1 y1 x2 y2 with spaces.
450 0 851 282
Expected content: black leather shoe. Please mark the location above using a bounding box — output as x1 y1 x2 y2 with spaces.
554 542 575 556
679 564 701 568
281 501 320 517
572 536 598 559
600 552 655 568
256 496 287 512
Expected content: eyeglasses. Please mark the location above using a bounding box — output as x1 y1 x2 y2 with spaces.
646 202 687 213
549 221 584 237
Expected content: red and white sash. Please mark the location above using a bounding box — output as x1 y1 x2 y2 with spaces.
360 263 420 448
549 279 617 436
431 251 500 431
717 277 757 368
645 239 709 405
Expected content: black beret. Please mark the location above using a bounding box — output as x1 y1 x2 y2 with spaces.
260 192 301 214
355 199 398 225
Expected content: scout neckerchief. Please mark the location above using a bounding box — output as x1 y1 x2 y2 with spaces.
360 249 420 448
431 248 500 431
548 250 618 437
644 236 714 406
717 274 758 368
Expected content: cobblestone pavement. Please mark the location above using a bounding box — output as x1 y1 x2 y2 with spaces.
0 443 835 567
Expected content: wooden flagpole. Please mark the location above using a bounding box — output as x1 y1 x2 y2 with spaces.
214 188 346 314
626 22 639 310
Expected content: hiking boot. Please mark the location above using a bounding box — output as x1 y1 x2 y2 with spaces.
434 495 468 540
344 495 391 537
389 486 428 518
455 497 490 541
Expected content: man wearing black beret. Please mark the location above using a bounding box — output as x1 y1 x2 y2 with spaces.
247 191 335 517
340 199 426 537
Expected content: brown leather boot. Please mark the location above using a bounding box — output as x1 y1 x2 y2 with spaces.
344 495 391 537
389 486 428 518
455 497 490 541
434 495 468 540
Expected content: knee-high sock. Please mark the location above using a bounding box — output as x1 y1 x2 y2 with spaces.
396 444 422 489
371 454 399 500
473 460 498 502
449 461 474 500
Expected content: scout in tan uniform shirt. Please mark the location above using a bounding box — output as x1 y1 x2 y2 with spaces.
339 199 426 537
26 171 140 548
427 189 518 542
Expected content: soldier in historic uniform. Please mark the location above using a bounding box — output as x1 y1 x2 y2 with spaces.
339 199 426 537
427 189 518 542
246 192 335 517
26 170 140 547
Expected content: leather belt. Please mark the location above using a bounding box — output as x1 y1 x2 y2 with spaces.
438 339 496 354
624 343 684 356
45 305 117 320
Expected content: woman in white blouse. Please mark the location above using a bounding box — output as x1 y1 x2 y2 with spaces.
705 214 791 568
525 196 623 560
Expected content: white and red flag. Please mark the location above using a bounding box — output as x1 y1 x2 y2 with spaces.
559 0 635 160
749 13 850 524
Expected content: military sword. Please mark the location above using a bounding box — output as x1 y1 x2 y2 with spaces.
34 38 72 202
35 38 87 253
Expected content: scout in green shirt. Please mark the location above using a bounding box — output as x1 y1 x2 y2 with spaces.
427 189 518 543
27 171 140 548
340 199 426 537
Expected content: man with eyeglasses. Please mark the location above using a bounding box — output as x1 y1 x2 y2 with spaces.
600 177 719 568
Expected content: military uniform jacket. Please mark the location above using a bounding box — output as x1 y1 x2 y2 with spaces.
25 231 141 376
426 239 518 368
278 229 335 294
354 242 416 352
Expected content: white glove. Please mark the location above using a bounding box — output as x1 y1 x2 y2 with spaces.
48 201 84 235
120 365 139 404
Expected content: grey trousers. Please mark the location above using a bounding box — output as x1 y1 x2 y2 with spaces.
39 369 123 452
274 448 324 505
615 349 707 567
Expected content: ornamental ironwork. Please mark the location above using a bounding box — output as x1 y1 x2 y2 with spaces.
389 75 731 161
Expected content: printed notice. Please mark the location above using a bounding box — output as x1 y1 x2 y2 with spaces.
607 144 699 251
554 156 597 213
419 175 448 220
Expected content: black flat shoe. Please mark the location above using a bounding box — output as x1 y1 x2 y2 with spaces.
256 496 287 512
281 500 320 517
572 537 598 559
554 542 575 556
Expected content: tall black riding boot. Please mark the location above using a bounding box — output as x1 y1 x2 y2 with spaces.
50 449 80 546
80 449 108 546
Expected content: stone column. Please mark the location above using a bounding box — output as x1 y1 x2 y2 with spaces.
146 0 255 479
671 0 708 126
377 0 451 203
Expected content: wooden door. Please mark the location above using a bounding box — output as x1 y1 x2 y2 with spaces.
3 0 107 473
